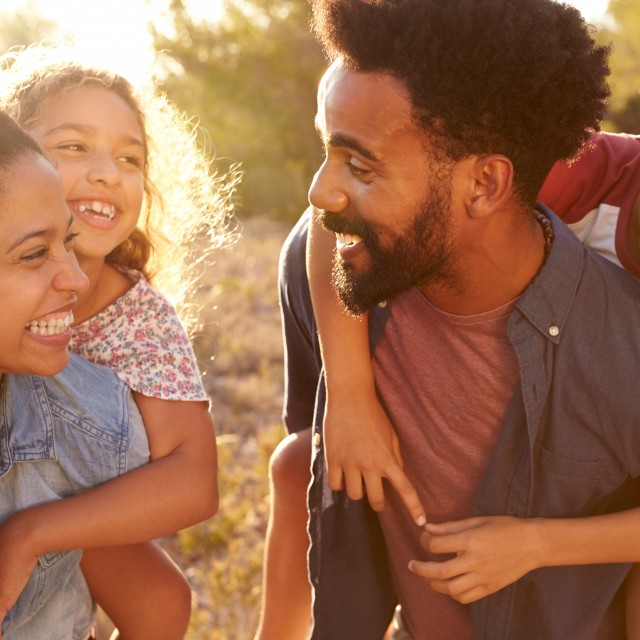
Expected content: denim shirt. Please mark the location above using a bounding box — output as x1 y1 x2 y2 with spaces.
279 206 640 640
0 353 150 640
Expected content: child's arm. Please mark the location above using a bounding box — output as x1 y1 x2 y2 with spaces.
81 542 192 640
0 396 217 620
624 564 640 638
408 508 640 604
307 211 425 525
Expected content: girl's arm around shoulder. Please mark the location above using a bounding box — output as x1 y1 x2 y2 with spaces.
1 396 217 567
134 393 219 519
0 395 217 622
307 212 425 525
409 507 640 604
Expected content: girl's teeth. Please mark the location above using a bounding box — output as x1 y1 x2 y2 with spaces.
26 312 74 336
77 203 115 219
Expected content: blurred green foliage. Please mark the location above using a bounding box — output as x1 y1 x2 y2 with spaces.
151 0 640 219
153 0 326 221
0 3 55 50
1 0 638 219
597 0 640 132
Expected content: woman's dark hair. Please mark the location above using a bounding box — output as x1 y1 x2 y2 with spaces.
312 0 611 203
0 109 43 198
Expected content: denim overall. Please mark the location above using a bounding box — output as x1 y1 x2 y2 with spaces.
0 354 149 639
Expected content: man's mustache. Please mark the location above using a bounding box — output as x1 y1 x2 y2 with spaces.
316 208 371 240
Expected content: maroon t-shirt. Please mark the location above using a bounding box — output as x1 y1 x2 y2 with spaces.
373 288 519 640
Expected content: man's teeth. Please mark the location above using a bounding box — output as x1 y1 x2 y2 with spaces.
78 201 116 220
336 232 363 246
26 312 74 336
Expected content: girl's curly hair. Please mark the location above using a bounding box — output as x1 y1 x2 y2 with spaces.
0 42 240 335
312 0 611 203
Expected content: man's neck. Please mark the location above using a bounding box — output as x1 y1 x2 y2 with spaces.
420 210 546 315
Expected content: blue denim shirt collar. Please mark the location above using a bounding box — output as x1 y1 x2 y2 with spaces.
515 203 585 346
0 375 55 477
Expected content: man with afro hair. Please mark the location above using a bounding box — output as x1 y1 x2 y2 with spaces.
275 0 640 638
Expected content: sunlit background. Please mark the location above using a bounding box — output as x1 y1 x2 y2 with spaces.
0 0 636 221
0 0 226 79
0 0 611 79
0 1 637 638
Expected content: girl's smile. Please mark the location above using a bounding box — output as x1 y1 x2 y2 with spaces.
27 85 145 266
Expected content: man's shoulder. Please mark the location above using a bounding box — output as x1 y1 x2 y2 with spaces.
279 206 310 280
580 237 640 306
559 227 640 355
279 208 314 324
520 210 640 353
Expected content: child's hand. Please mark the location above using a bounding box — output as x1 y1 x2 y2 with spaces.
408 516 539 603
0 516 39 632
323 390 426 526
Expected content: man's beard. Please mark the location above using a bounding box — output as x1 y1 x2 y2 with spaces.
319 183 456 316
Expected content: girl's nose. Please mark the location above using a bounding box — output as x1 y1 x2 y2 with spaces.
86 152 121 187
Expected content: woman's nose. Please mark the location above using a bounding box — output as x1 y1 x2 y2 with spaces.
55 251 89 295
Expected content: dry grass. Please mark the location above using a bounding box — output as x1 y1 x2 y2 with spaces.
171 216 291 639
95 216 292 640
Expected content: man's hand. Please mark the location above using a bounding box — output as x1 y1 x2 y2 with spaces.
409 516 540 603
323 390 426 526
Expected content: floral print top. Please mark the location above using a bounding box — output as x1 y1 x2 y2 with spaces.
70 271 209 402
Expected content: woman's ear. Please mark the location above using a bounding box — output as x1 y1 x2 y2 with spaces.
466 155 514 219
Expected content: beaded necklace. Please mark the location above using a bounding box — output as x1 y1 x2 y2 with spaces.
534 208 554 257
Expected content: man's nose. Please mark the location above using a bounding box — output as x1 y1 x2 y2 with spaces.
308 160 349 212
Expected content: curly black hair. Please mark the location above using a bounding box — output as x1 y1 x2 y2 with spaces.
311 0 611 203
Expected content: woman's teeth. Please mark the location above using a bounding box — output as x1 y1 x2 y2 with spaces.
78 201 116 220
26 312 74 336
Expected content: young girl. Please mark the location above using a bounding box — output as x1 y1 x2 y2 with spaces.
256 131 640 640
1 43 238 640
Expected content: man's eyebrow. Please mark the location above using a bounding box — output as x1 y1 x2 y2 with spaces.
314 118 381 163
326 134 381 163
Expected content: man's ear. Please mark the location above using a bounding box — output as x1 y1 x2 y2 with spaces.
466 155 514 219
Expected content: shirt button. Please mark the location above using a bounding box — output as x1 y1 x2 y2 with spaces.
549 325 559 337
377 300 388 308
313 432 321 447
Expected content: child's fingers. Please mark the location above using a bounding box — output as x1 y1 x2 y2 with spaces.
423 517 483 536
386 465 426 527
419 529 472 557
391 436 404 468
343 468 365 501
326 463 345 492
362 472 385 511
